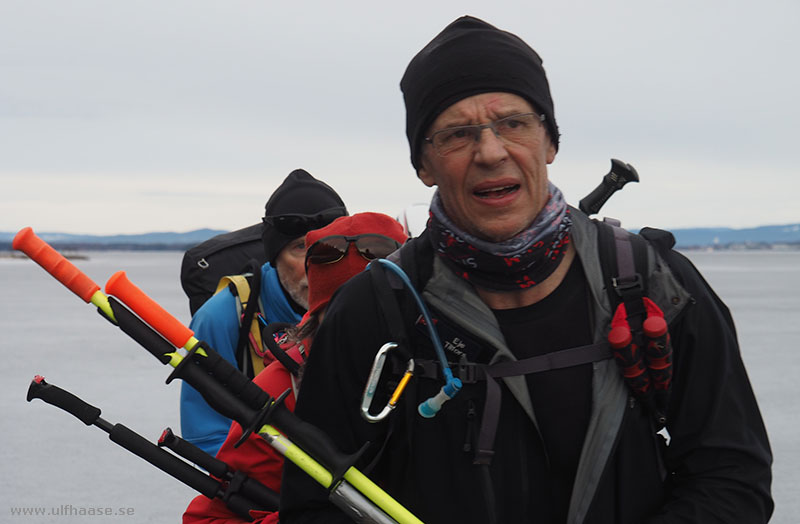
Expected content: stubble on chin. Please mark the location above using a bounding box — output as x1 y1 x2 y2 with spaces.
280 275 309 310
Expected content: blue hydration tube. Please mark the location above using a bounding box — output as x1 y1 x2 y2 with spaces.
371 259 462 418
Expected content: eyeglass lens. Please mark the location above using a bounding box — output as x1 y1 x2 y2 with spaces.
307 235 400 266
429 112 543 156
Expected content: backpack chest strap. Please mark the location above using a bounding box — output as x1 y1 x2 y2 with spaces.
400 342 612 465
402 342 611 384
477 342 611 466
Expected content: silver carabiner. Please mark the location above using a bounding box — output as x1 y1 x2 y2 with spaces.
360 342 414 423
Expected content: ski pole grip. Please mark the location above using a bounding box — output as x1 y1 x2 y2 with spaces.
26 376 101 426
13 227 100 303
108 424 221 500
578 159 639 216
106 271 194 349
159 427 230 480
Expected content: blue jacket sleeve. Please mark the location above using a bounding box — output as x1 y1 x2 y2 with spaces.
180 288 240 456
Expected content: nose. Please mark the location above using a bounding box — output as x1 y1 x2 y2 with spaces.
472 126 508 164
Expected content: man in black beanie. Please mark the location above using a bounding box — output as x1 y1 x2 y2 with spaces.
181 169 347 457
281 16 772 524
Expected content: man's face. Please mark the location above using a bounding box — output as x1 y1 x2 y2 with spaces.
274 237 309 309
418 92 556 242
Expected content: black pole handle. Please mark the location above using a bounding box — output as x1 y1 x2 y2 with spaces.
158 427 230 480
27 376 101 426
107 424 222 499
578 158 640 216
172 340 271 409
108 297 271 412
27 376 220 499
27 376 275 517
167 348 265 428
111 427 275 517
157 428 281 510
107 298 175 365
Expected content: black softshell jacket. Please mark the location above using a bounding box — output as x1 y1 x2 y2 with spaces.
280 210 773 524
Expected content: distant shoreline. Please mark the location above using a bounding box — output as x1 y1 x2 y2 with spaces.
3 222 800 252
0 251 90 260
2 241 800 255
0 242 193 254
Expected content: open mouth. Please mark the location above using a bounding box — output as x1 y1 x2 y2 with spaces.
474 184 519 199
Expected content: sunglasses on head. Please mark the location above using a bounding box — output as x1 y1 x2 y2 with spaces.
305 234 402 269
263 207 347 236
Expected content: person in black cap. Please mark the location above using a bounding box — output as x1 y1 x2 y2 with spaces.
280 16 772 524
180 169 347 457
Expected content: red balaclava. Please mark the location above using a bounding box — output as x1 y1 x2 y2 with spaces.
305 212 407 316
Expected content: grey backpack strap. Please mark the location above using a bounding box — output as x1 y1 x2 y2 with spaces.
473 341 612 466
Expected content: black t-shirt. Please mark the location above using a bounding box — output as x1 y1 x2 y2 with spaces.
492 256 593 522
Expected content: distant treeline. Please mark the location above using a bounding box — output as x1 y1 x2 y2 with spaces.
0 242 194 252
4 240 800 255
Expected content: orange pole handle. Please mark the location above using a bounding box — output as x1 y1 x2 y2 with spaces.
13 227 100 303
105 271 194 349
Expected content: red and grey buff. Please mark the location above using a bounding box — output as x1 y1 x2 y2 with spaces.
428 182 572 291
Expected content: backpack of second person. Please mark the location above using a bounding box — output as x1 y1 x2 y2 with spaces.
180 223 267 316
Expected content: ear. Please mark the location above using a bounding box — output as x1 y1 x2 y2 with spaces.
417 156 437 187
545 139 557 165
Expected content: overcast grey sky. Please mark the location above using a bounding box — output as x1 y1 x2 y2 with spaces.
2 0 798 234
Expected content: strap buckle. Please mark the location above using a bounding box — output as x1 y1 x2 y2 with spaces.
612 273 644 298
457 359 478 384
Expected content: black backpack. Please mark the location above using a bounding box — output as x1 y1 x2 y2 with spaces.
180 223 267 316
372 219 677 436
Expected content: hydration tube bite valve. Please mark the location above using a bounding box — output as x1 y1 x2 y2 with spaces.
417 370 462 419
371 259 462 418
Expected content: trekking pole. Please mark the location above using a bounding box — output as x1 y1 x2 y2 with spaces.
105 271 420 524
578 158 639 216
26 375 277 519
13 227 422 524
12 227 115 320
156 427 281 512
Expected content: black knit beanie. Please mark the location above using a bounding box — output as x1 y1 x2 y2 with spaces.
401 16 560 170
262 169 347 264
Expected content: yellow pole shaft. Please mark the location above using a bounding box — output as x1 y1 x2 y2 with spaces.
343 467 423 524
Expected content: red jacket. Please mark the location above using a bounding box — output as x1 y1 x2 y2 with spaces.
182 340 306 523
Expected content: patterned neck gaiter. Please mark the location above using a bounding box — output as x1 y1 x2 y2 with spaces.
428 182 572 291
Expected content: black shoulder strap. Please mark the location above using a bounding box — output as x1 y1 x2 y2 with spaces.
362 235 435 474
368 261 412 361
369 233 435 357
398 232 434 291
234 259 263 378
595 218 650 324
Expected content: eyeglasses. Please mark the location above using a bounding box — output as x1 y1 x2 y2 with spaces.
263 207 347 236
305 234 402 269
424 112 546 157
